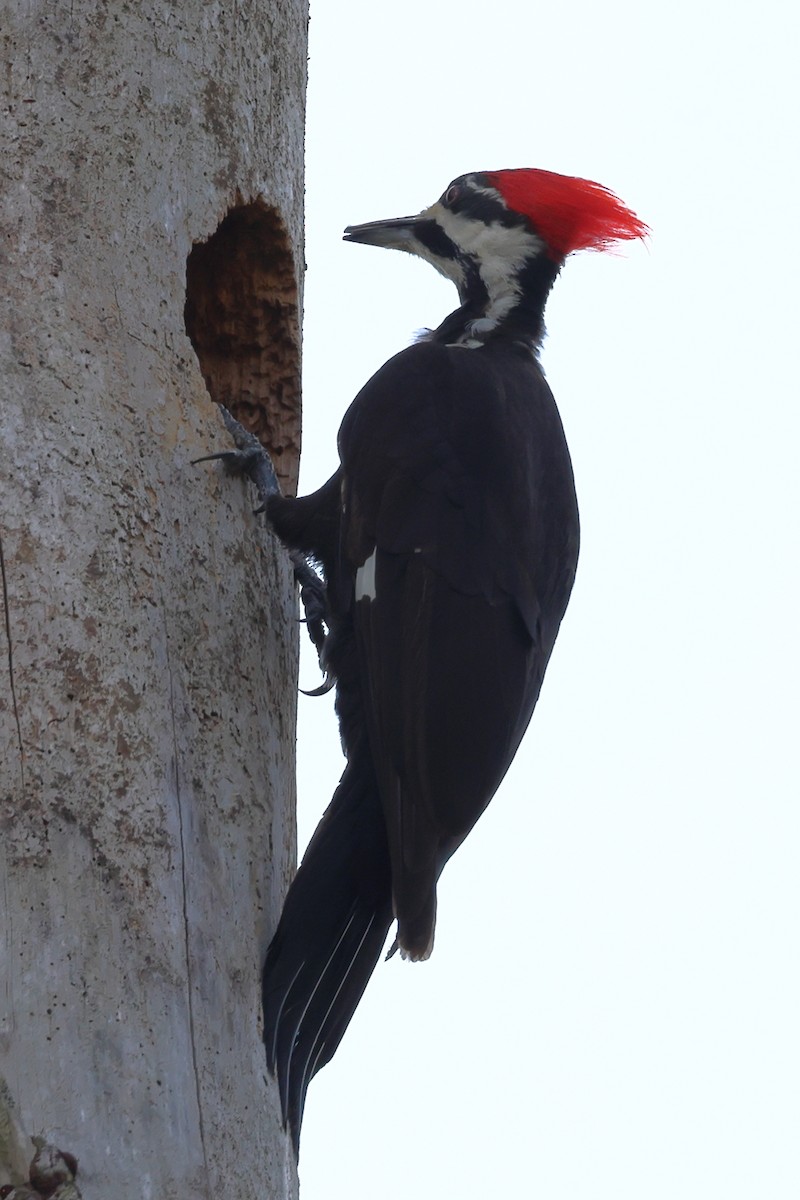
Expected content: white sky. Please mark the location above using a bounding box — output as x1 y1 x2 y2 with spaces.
292 2 800 1196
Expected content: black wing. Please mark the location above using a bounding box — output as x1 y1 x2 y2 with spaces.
261 337 579 1143
338 339 579 958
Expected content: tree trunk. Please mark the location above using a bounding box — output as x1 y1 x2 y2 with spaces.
0 3 307 1196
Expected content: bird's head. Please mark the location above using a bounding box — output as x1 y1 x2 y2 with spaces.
344 169 648 347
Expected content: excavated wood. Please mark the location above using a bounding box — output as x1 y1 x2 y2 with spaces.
185 203 303 495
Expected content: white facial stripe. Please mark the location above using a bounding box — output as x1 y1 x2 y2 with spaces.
432 203 543 332
421 251 465 288
355 548 377 602
468 180 506 202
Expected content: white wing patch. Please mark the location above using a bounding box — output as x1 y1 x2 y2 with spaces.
355 547 377 602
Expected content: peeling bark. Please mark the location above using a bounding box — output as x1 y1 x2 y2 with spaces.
0 2 307 1197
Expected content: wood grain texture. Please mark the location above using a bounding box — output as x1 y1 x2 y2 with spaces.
0 2 307 1195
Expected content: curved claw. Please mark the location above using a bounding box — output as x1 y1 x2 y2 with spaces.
192 449 237 466
193 447 264 475
198 406 331 689
196 407 282 502
300 675 336 698
293 559 328 662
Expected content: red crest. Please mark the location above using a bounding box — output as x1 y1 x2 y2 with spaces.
485 168 649 259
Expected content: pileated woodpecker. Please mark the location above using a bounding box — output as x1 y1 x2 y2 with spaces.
260 168 647 1149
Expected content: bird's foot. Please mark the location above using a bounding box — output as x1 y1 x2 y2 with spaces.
196 406 331 682
193 406 281 509
294 558 332 690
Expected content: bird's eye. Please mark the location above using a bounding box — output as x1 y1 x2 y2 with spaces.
445 185 462 206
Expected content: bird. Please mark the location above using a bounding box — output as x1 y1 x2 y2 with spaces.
260 168 648 1150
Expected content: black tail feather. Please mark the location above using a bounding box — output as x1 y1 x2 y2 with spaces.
262 754 393 1151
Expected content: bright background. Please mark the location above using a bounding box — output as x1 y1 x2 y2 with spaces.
293 2 800 1196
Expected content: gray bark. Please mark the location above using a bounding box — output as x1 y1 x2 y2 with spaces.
0 2 307 1196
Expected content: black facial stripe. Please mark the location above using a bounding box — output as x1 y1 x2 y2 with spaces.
442 173 527 231
457 256 488 306
414 219 459 261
